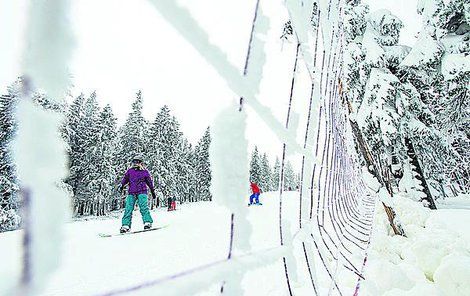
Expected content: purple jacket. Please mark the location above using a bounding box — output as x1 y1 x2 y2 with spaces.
121 168 155 195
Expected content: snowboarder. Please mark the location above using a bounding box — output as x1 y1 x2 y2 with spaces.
249 182 262 206
117 155 158 233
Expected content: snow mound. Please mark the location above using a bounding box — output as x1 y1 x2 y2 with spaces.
434 254 470 296
383 282 442 296
362 193 470 295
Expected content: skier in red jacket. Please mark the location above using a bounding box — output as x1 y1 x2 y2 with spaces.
249 182 262 206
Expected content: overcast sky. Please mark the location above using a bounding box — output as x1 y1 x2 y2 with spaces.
0 0 420 165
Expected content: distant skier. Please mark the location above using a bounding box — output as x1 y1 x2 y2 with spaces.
117 155 158 233
167 197 176 211
249 182 262 206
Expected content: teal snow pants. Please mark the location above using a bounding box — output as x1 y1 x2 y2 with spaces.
122 194 153 227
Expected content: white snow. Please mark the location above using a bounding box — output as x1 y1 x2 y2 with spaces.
1 191 468 295
361 194 470 296
367 9 403 46
417 0 443 26
441 53 470 81
400 30 443 68
383 45 411 65
0 192 315 295
362 167 381 193
436 194 470 209
362 26 386 67
434 254 470 295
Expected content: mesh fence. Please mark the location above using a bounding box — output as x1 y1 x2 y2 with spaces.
17 0 376 295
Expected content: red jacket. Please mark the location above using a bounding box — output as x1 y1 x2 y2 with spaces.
250 182 260 194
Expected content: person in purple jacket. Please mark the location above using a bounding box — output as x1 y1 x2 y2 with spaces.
117 155 157 233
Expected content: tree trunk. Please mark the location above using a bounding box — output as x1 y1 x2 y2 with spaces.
346 99 406 236
404 137 437 209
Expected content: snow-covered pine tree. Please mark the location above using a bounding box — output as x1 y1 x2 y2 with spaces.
63 93 86 200
74 92 102 215
432 0 470 193
356 68 401 169
194 127 211 201
168 116 188 205
33 92 66 112
343 3 406 235
344 1 373 170
283 161 297 191
397 0 469 196
343 1 370 112
272 157 281 191
259 153 272 192
344 1 369 43
94 104 119 214
0 80 21 231
177 139 196 204
147 105 179 205
116 91 149 187
249 146 262 186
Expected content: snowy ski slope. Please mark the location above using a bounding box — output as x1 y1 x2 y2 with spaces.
1 192 312 295
1 192 469 295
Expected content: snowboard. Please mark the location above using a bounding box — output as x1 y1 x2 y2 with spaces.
248 203 263 206
99 225 168 238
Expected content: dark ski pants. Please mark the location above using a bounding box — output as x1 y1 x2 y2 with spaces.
249 193 260 204
122 194 153 227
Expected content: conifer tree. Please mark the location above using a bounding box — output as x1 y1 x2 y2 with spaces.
95 105 119 214
272 157 281 191
75 92 101 215
259 153 273 191
396 0 469 195
117 91 149 178
63 93 86 210
283 161 297 191
33 93 65 112
147 106 180 203
0 80 21 231
249 146 262 186
194 127 211 201
177 139 196 203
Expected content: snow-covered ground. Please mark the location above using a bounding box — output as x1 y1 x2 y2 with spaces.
361 195 470 296
1 192 469 295
0 192 307 296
